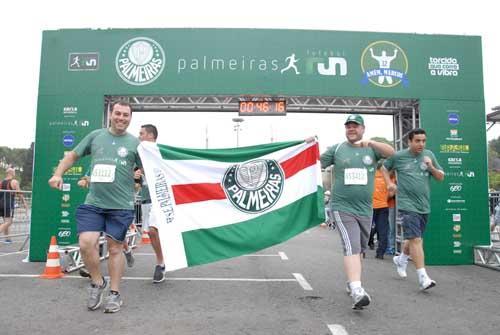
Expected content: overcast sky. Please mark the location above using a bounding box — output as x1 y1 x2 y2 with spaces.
2 1 499 151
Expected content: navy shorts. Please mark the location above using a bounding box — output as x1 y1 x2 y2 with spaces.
399 210 428 239
76 204 135 242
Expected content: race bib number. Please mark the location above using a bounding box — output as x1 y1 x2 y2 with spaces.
91 164 116 183
344 168 368 185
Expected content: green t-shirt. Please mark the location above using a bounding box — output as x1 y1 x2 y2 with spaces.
320 142 381 217
383 149 442 214
73 128 141 210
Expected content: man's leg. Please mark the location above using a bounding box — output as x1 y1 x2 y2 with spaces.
408 237 424 269
149 227 164 265
107 237 125 292
344 254 362 283
334 211 371 309
374 208 389 258
102 209 134 313
79 232 103 285
0 217 13 237
149 226 166 283
386 207 395 254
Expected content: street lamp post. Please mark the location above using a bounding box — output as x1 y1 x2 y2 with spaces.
232 117 244 147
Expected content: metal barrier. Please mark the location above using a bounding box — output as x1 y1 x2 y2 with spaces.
59 197 143 273
59 228 141 273
473 245 500 271
0 190 31 251
472 192 500 270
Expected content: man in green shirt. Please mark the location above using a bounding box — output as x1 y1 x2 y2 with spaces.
383 128 444 290
320 114 394 310
49 101 141 313
137 124 166 283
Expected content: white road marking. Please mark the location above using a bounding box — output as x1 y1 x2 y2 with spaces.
0 274 298 283
278 251 289 260
328 324 349 335
0 250 28 257
292 273 313 290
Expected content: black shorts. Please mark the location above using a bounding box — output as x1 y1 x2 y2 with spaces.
0 205 14 218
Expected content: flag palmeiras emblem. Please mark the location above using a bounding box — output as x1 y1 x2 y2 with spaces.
222 159 284 213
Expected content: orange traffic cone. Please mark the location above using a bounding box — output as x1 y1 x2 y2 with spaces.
141 230 151 244
40 236 64 279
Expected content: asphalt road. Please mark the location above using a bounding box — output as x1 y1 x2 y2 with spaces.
0 227 498 335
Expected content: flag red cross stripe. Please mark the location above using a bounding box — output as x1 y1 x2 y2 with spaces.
172 144 319 205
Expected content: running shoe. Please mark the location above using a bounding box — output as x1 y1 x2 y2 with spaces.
153 265 166 283
419 277 436 291
351 287 371 310
87 277 108 310
393 255 408 278
124 250 135 267
103 292 123 313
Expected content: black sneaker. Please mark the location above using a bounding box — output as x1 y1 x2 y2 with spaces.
124 250 135 267
153 265 166 283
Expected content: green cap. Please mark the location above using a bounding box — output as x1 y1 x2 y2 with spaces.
344 114 364 126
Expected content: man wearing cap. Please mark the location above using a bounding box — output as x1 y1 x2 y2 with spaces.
320 114 394 310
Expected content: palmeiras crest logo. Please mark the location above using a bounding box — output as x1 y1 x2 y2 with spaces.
222 159 284 214
361 41 409 88
116 37 165 86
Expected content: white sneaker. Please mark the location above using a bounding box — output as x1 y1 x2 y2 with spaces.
393 256 408 278
419 277 436 291
351 287 371 310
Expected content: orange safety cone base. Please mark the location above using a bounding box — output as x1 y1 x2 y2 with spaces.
40 270 64 279
141 231 151 244
40 236 65 279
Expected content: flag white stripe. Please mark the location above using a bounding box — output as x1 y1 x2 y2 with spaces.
151 141 317 185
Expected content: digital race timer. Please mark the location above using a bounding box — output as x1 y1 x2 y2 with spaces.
239 100 286 116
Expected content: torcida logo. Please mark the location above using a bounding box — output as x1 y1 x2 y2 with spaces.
361 41 409 88
222 159 284 214
116 37 165 86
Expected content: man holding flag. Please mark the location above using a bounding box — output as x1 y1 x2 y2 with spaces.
320 114 394 310
137 124 166 283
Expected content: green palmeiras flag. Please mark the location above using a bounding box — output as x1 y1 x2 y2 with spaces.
138 140 325 271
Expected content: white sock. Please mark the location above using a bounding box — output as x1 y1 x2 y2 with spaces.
416 268 428 280
349 281 362 291
399 253 410 262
